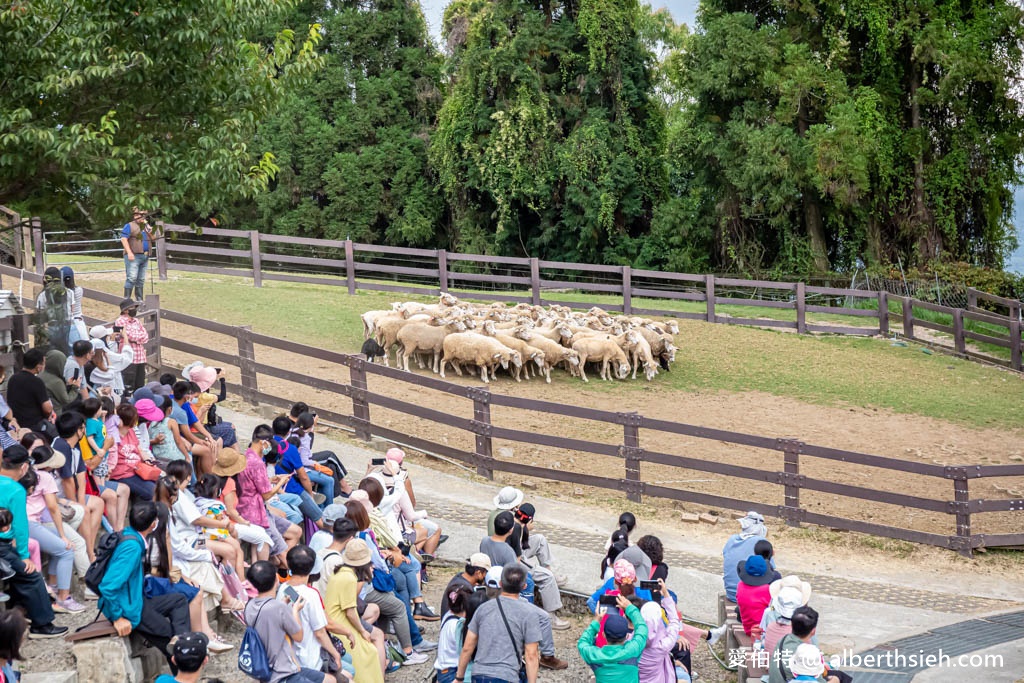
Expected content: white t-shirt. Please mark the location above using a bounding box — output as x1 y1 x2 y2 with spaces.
276 583 328 670
314 547 346 597
308 530 331 555
170 488 211 563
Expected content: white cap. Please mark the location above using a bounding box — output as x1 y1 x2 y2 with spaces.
484 566 503 589
89 324 113 339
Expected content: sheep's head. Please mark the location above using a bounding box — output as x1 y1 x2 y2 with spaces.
614 361 630 379
452 320 467 332
515 316 535 329
588 306 605 316
492 352 510 369
482 320 497 336
665 320 679 335
557 325 573 340
599 315 613 327
508 351 522 368
513 327 533 341
644 322 660 332
461 317 477 329
563 350 581 366
531 351 545 368
430 316 451 326
644 362 658 381
662 343 677 362
440 293 459 307
625 331 639 344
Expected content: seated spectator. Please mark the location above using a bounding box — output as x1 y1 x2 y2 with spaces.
310 503 348 554
272 417 325 524
736 555 774 636
170 381 218 476
40 349 79 418
587 558 651 620
20 459 84 613
98 502 191 671
288 412 335 507
441 553 491 616
376 460 442 559
181 362 237 448
433 586 474 683
723 511 771 602
282 545 356 682
145 498 233 653
638 579 685 683
314 518 358 596
81 397 114 479
245 560 329 683
54 411 128 535
0 610 28 682
155 631 211 683
63 340 93 400
384 447 413 504
508 503 568 629
146 396 189 465
9 348 61 440
600 530 629 580
0 445 67 639
322 538 388 682
755 539 782 580
487 486 524 536
195 473 273 564
637 534 667 581
230 425 301 565
769 607 845 683
617 534 653 583
455 565 541 683
578 593 649 683
787 642 833 683
479 511 521 576
107 402 158 500
761 576 812 656
154 472 238 615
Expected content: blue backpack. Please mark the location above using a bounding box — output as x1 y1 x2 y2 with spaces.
238 601 272 681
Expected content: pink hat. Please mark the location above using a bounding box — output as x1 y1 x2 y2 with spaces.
613 558 636 584
135 398 164 423
385 448 405 464
348 490 373 514
191 366 217 392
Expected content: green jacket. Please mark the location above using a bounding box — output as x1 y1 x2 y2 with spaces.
577 603 649 683
41 349 77 413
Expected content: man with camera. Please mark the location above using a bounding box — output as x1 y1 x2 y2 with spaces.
120 207 153 305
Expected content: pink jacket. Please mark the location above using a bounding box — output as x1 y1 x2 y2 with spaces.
638 595 681 683
736 581 771 636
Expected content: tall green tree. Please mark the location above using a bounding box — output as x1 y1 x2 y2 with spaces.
230 0 445 245
431 0 666 262
660 0 1024 275
0 0 322 227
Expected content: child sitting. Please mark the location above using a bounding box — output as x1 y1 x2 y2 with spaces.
193 475 230 542
82 398 115 482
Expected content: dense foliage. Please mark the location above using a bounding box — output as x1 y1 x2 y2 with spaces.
0 0 322 228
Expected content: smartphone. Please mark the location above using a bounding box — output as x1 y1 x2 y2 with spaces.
640 580 662 600
72 368 80 381
282 585 300 603
371 457 386 466
113 325 123 333
598 594 618 615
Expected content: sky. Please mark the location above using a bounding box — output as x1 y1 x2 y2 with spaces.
417 0 1024 274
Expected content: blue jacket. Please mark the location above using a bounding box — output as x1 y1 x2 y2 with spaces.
273 436 306 496
587 577 652 614
0 475 29 559
99 528 147 627
722 534 773 601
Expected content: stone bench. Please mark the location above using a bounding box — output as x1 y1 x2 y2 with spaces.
66 618 166 683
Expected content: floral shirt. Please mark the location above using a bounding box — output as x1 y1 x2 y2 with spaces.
236 448 271 528
108 427 142 480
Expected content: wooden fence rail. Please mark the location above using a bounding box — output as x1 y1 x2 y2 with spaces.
5 264 1017 557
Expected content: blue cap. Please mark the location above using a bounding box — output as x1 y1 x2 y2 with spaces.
603 614 629 641
744 555 768 577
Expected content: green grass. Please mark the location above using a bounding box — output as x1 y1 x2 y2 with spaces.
73 267 1024 431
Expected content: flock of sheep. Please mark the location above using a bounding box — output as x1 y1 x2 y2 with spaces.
360 293 679 384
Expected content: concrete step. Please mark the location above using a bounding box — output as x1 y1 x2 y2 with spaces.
21 673 77 683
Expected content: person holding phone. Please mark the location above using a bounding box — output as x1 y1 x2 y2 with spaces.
578 593 649 683
639 578 686 683
235 425 301 554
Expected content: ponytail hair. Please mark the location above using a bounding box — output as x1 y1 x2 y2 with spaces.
618 511 636 535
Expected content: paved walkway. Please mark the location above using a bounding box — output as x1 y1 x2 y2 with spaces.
222 407 1024 681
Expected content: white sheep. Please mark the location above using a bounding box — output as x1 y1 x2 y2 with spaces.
571 337 630 382
440 332 513 383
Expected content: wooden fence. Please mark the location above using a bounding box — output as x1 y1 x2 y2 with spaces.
3 264 1018 557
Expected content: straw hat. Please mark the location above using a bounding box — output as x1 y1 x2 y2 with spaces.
343 538 371 567
211 447 246 477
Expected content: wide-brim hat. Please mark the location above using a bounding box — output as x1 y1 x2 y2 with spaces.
769 575 812 605
32 447 65 471
789 643 825 677
493 486 524 510
134 398 164 423
118 297 137 312
192 367 217 392
211 447 246 477
737 556 774 586
343 538 371 566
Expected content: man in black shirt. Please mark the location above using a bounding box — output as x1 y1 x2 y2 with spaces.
440 553 491 617
7 348 57 441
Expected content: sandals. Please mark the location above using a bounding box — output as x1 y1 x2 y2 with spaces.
220 597 246 612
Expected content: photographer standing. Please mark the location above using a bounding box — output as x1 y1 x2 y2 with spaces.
120 207 153 305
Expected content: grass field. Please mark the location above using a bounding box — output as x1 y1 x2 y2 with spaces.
67 266 1024 431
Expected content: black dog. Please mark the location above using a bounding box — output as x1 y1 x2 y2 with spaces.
659 355 671 372
361 338 386 364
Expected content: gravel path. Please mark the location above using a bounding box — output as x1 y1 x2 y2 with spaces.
18 561 733 682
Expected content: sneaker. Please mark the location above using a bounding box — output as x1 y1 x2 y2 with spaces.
29 624 69 639
45 583 57 600
83 587 99 601
418 553 435 564
413 602 440 622
401 651 429 666
385 660 402 674
438 534 449 546
208 639 234 654
62 596 87 614
312 492 327 506
708 623 728 645
51 600 69 614
540 654 569 670
549 615 571 631
553 573 568 588
413 638 437 653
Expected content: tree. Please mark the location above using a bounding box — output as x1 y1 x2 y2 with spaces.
227 0 445 245
431 0 666 263
662 0 1024 275
0 0 322 228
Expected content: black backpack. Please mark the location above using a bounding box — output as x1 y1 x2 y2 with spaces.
84 531 143 596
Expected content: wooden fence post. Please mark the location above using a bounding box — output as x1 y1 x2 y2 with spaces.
144 294 161 381
778 439 803 528
250 230 263 288
705 274 716 323
1010 318 1022 371
469 388 493 479
966 288 977 311
236 325 259 405
156 223 168 280
952 309 966 355
948 467 973 558
621 413 642 503
622 266 632 316
349 357 372 441
9 210 22 269
795 282 806 334
438 249 449 293
877 291 889 335
344 240 356 295
11 313 29 370
529 258 541 306
32 219 44 274
902 297 915 339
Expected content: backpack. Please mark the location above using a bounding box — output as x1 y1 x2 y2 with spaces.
238 600 272 681
84 531 143 596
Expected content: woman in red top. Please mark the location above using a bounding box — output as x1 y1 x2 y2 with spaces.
107 403 157 500
735 555 774 637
